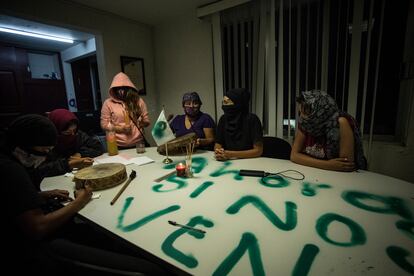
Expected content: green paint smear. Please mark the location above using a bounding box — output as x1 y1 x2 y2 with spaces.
386 246 414 274
209 161 243 180
213 232 265 276
152 175 187 192
190 181 214 198
226 195 297 231
342 190 413 220
316 213 366 247
292 244 320 276
161 216 214 268
260 175 290 188
301 182 331 197
152 121 167 138
117 197 180 232
395 220 414 240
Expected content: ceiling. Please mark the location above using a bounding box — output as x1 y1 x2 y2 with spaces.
69 0 215 25
0 14 94 52
0 0 215 52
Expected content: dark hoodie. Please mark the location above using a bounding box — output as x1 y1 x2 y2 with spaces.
216 88 263 150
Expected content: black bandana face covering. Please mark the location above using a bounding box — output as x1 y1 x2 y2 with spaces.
222 105 239 116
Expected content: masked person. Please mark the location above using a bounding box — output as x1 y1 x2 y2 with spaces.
214 88 263 160
36 109 103 183
101 72 150 148
290 90 367 171
0 114 168 275
170 92 215 150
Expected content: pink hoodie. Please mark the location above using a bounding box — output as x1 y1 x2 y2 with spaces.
100 72 150 147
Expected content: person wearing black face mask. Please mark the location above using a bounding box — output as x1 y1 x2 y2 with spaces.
214 88 263 161
170 91 216 150
0 114 168 275
35 109 103 184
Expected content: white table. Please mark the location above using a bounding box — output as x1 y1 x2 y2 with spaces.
41 147 414 275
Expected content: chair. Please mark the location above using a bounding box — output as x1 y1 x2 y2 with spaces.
262 136 292 160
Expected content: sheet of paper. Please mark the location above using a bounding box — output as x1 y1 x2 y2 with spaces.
128 156 154 166
94 154 133 165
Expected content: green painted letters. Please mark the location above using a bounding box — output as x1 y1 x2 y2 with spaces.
226 195 297 231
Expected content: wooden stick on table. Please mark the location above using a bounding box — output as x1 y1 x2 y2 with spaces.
110 170 136 205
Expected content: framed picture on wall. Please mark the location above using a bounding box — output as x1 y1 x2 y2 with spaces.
120 56 146 95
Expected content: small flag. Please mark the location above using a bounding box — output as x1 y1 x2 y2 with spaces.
151 109 175 146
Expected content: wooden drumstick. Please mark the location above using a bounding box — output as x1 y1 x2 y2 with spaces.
110 170 136 205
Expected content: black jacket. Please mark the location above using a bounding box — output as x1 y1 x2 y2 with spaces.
37 130 103 179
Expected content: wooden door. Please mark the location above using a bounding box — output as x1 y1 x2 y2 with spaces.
71 57 94 111
0 46 27 128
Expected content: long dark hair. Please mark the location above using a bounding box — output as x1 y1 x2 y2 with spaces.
124 88 142 123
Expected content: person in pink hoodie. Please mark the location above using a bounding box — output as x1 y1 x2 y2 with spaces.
101 72 150 148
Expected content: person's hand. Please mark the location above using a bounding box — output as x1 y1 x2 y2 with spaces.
327 158 355 172
121 123 132 134
74 185 93 208
40 189 72 202
214 148 228 161
195 138 201 146
69 157 94 170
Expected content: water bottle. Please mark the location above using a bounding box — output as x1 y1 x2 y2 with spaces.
106 120 118 156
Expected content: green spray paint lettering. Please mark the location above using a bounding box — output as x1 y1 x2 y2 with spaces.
117 197 180 232
190 157 208 173
161 216 214 268
213 232 265 276
395 220 414 240
190 181 214 198
386 246 414 274
209 161 243 180
301 182 331 197
260 175 290 188
152 120 167 138
316 213 366 247
163 162 177 170
342 191 413 220
226 195 297 231
152 175 187 192
292 244 320 276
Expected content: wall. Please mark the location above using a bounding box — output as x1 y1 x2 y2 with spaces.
153 12 215 123
1 0 157 126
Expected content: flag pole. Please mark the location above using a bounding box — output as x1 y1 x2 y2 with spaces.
161 105 173 164
163 142 172 164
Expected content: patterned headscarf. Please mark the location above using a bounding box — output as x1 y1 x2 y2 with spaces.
298 90 366 169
